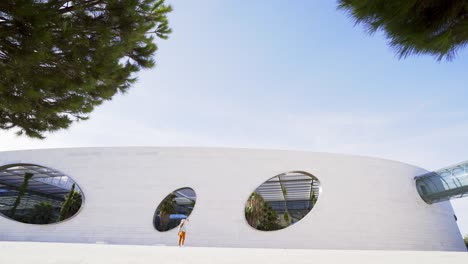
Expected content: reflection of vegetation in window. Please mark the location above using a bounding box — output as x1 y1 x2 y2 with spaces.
154 188 197 232
29 202 54 224
8 172 33 218
245 193 281 231
59 183 83 221
311 190 317 206
464 235 468 250
283 211 290 223
158 193 176 231
279 177 290 225
257 202 282 231
0 165 84 225
6 184 83 224
245 193 263 227
245 172 320 231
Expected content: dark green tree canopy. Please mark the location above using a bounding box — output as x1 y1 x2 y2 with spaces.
0 0 172 138
338 0 468 61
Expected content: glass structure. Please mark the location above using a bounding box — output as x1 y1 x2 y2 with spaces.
245 171 320 231
415 160 468 204
0 164 83 224
154 187 196 232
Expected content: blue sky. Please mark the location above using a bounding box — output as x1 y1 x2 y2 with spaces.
1 1 468 236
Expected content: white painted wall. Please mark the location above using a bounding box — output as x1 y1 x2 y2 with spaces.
0 147 465 251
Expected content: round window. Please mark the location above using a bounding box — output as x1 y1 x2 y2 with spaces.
0 164 84 224
154 187 196 232
245 171 320 231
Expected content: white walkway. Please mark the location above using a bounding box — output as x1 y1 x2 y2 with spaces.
0 242 467 264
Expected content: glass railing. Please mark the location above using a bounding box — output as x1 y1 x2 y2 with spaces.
415 160 468 204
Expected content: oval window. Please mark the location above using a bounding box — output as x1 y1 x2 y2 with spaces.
0 164 84 224
154 187 196 232
245 171 320 231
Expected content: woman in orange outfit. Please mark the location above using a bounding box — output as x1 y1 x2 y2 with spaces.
178 218 188 247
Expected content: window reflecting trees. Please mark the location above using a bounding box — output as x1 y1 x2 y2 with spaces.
154 187 196 232
245 171 320 231
0 164 83 224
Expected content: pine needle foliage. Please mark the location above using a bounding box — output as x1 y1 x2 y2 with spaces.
0 0 172 138
338 0 468 61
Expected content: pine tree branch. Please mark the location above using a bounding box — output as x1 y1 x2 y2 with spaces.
58 0 104 14
0 0 172 138
0 123 15 129
0 51 9 60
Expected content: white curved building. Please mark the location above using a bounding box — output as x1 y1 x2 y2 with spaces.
0 147 465 251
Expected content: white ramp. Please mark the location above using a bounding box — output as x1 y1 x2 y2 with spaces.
0 242 467 264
